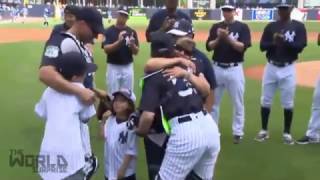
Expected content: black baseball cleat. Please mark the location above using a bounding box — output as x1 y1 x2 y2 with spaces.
233 135 242 144
296 135 319 145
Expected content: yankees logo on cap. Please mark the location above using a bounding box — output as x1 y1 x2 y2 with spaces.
112 88 136 102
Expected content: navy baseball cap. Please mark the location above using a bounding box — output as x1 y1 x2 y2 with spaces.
221 5 235 11
77 7 104 35
64 5 80 15
167 19 193 37
150 31 175 58
117 6 129 16
56 52 97 80
113 88 136 102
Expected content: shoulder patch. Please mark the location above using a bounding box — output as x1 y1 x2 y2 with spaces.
44 45 59 58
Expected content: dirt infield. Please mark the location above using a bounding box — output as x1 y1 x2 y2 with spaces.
245 61 320 88
0 28 318 43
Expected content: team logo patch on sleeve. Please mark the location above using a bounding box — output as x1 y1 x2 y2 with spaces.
44 46 59 58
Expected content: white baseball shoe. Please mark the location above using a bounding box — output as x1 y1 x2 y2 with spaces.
283 133 295 145
254 130 269 142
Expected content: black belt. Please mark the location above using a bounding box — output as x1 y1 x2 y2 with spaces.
214 62 239 68
268 60 293 67
177 110 208 124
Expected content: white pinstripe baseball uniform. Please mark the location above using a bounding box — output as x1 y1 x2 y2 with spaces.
139 70 221 180
159 112 220 180
104 116 138 179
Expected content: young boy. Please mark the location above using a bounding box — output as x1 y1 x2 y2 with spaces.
35 52 98 180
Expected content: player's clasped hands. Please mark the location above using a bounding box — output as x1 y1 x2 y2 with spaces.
273 32 285 44
118 31 127 42
217 27 229 39
161 16 176 31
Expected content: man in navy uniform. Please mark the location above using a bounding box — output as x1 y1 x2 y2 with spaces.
206 4 252 144
39 7 104 179
145 0 191 42
255 2 307 144
102 6 139 94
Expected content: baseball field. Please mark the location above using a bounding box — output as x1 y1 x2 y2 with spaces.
0 17 320 179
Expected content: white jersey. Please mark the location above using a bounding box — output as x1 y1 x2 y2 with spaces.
35 83 96 180
104 116 137 179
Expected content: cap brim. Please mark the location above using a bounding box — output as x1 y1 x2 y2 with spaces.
112 92 132 102
167 29 188 36
158 48 174 55
117 10 129 16
277 4 292 8
221 5 235 10
86 63 97 73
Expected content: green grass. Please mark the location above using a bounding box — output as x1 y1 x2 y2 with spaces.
1 21 320 179
0 16 319 32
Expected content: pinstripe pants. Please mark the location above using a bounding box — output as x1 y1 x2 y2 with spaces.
106 63 134 95
306 77 320 139
159 112 220 180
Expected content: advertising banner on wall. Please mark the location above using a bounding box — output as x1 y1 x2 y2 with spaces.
129 8 146 17
191 9 210 20
291 8 308 22
304 0 320 7
251 9 273 21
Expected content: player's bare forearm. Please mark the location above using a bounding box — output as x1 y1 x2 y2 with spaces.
120 155 135 172
227 38 245 52
118 155 135 179
204 90 214 112
39 66 80 95
135 111 155 136
260 41 275 52
207 38 220 51
187 73 210 98
39 66 95 105
99 121 105 139
130 45 139 55
103 40 122 54
145 30 152 42
144 57 180 73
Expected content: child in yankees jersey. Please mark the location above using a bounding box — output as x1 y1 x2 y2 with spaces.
99 88 138 180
